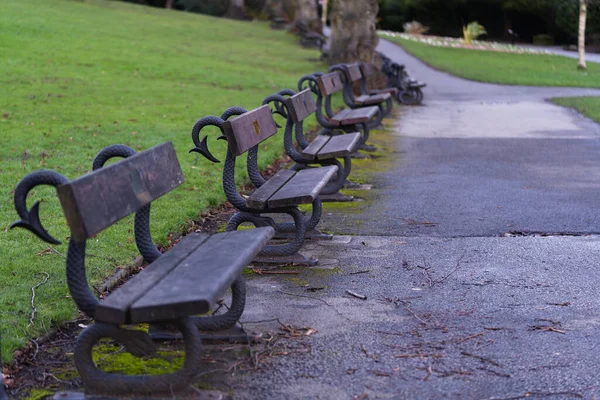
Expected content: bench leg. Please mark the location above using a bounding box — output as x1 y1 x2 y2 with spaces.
227 209 318 265
398 87 423 105
74 318 201 397
149 278 250 341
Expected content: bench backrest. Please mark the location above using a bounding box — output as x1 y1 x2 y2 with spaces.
57 142 184 242
286 89 317 123
222 105 278 157
359 63 377 78
317 72 345 96
345 63 363 82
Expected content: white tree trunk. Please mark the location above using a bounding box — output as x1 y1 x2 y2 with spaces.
165 0 174 9
578 0 587 70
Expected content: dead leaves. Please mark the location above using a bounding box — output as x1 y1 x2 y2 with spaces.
278 323 317 338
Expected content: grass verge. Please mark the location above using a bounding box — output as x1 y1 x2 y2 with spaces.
383 35 600 88
1 0 325 362
552 97 600 123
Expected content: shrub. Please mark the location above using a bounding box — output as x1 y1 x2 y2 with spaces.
532 34 555 46
462 21 486 44
403 20 429 35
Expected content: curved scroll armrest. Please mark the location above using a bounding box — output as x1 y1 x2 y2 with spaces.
11 170 69 244
297 73 320 94
190 115 227 164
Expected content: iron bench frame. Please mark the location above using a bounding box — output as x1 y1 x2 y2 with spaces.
297 72 379 153
190 106 338 266
328 63 394 126
10 142 273 398
263 88 360 202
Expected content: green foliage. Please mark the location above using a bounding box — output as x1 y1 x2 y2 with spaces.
462 21 487 44
403 20 429 34
532 33 555 45
1 0 325 363
176 0 227 15
388 35 600 87
378 0 600 43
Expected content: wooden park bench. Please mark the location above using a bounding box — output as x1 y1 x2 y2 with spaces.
10 142 274 398
190 105 338 266
298 71 380 153
263 88 361 202
358 62 400 101
379 52 426 105
329 63 394 124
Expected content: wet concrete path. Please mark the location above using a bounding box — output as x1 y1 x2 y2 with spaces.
216 40 600 399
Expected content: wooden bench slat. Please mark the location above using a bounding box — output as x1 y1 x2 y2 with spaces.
369 88 399 96
222 105 278 157
315 132 361 160
355 93 391 106
317 72 344 96
267 165 338 208
286 89 317 123
95 233 211 325
57 142 184 242
129 227 274 323
345 64 363 82
331 106 379 125
246 169 296 210
300 135 330 160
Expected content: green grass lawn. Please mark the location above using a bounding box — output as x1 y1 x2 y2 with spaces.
0 0 326 363
384 35 600 88
552 96 600 123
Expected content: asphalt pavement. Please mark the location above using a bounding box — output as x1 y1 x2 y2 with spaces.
199 39 600 400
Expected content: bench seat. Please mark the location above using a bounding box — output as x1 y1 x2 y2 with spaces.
408 80 427 88
369 87 399 96
95 228 274 325
246 165 338 210
354 92 391 106
301 132 361 160
329 106 379 126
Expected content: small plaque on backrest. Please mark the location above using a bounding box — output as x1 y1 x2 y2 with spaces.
222 105 278 157
286 89 317 124
57 142 184 242
317 72 344 96
346 64 363 82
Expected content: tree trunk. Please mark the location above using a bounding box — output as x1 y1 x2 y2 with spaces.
226 0 248 20
294 0 322 33
578 0 587 70
321 0 328 27
165 0 174 9
328 0 380 66
264 0 285 19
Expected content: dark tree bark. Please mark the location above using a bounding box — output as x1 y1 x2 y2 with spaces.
328 0 385 88
225 0 249 20
294 0 322 33
264 0 286 19
328 0 379 65
165 0 174 9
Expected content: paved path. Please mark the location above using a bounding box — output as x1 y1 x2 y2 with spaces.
206 40 600 399
524 45 600 64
